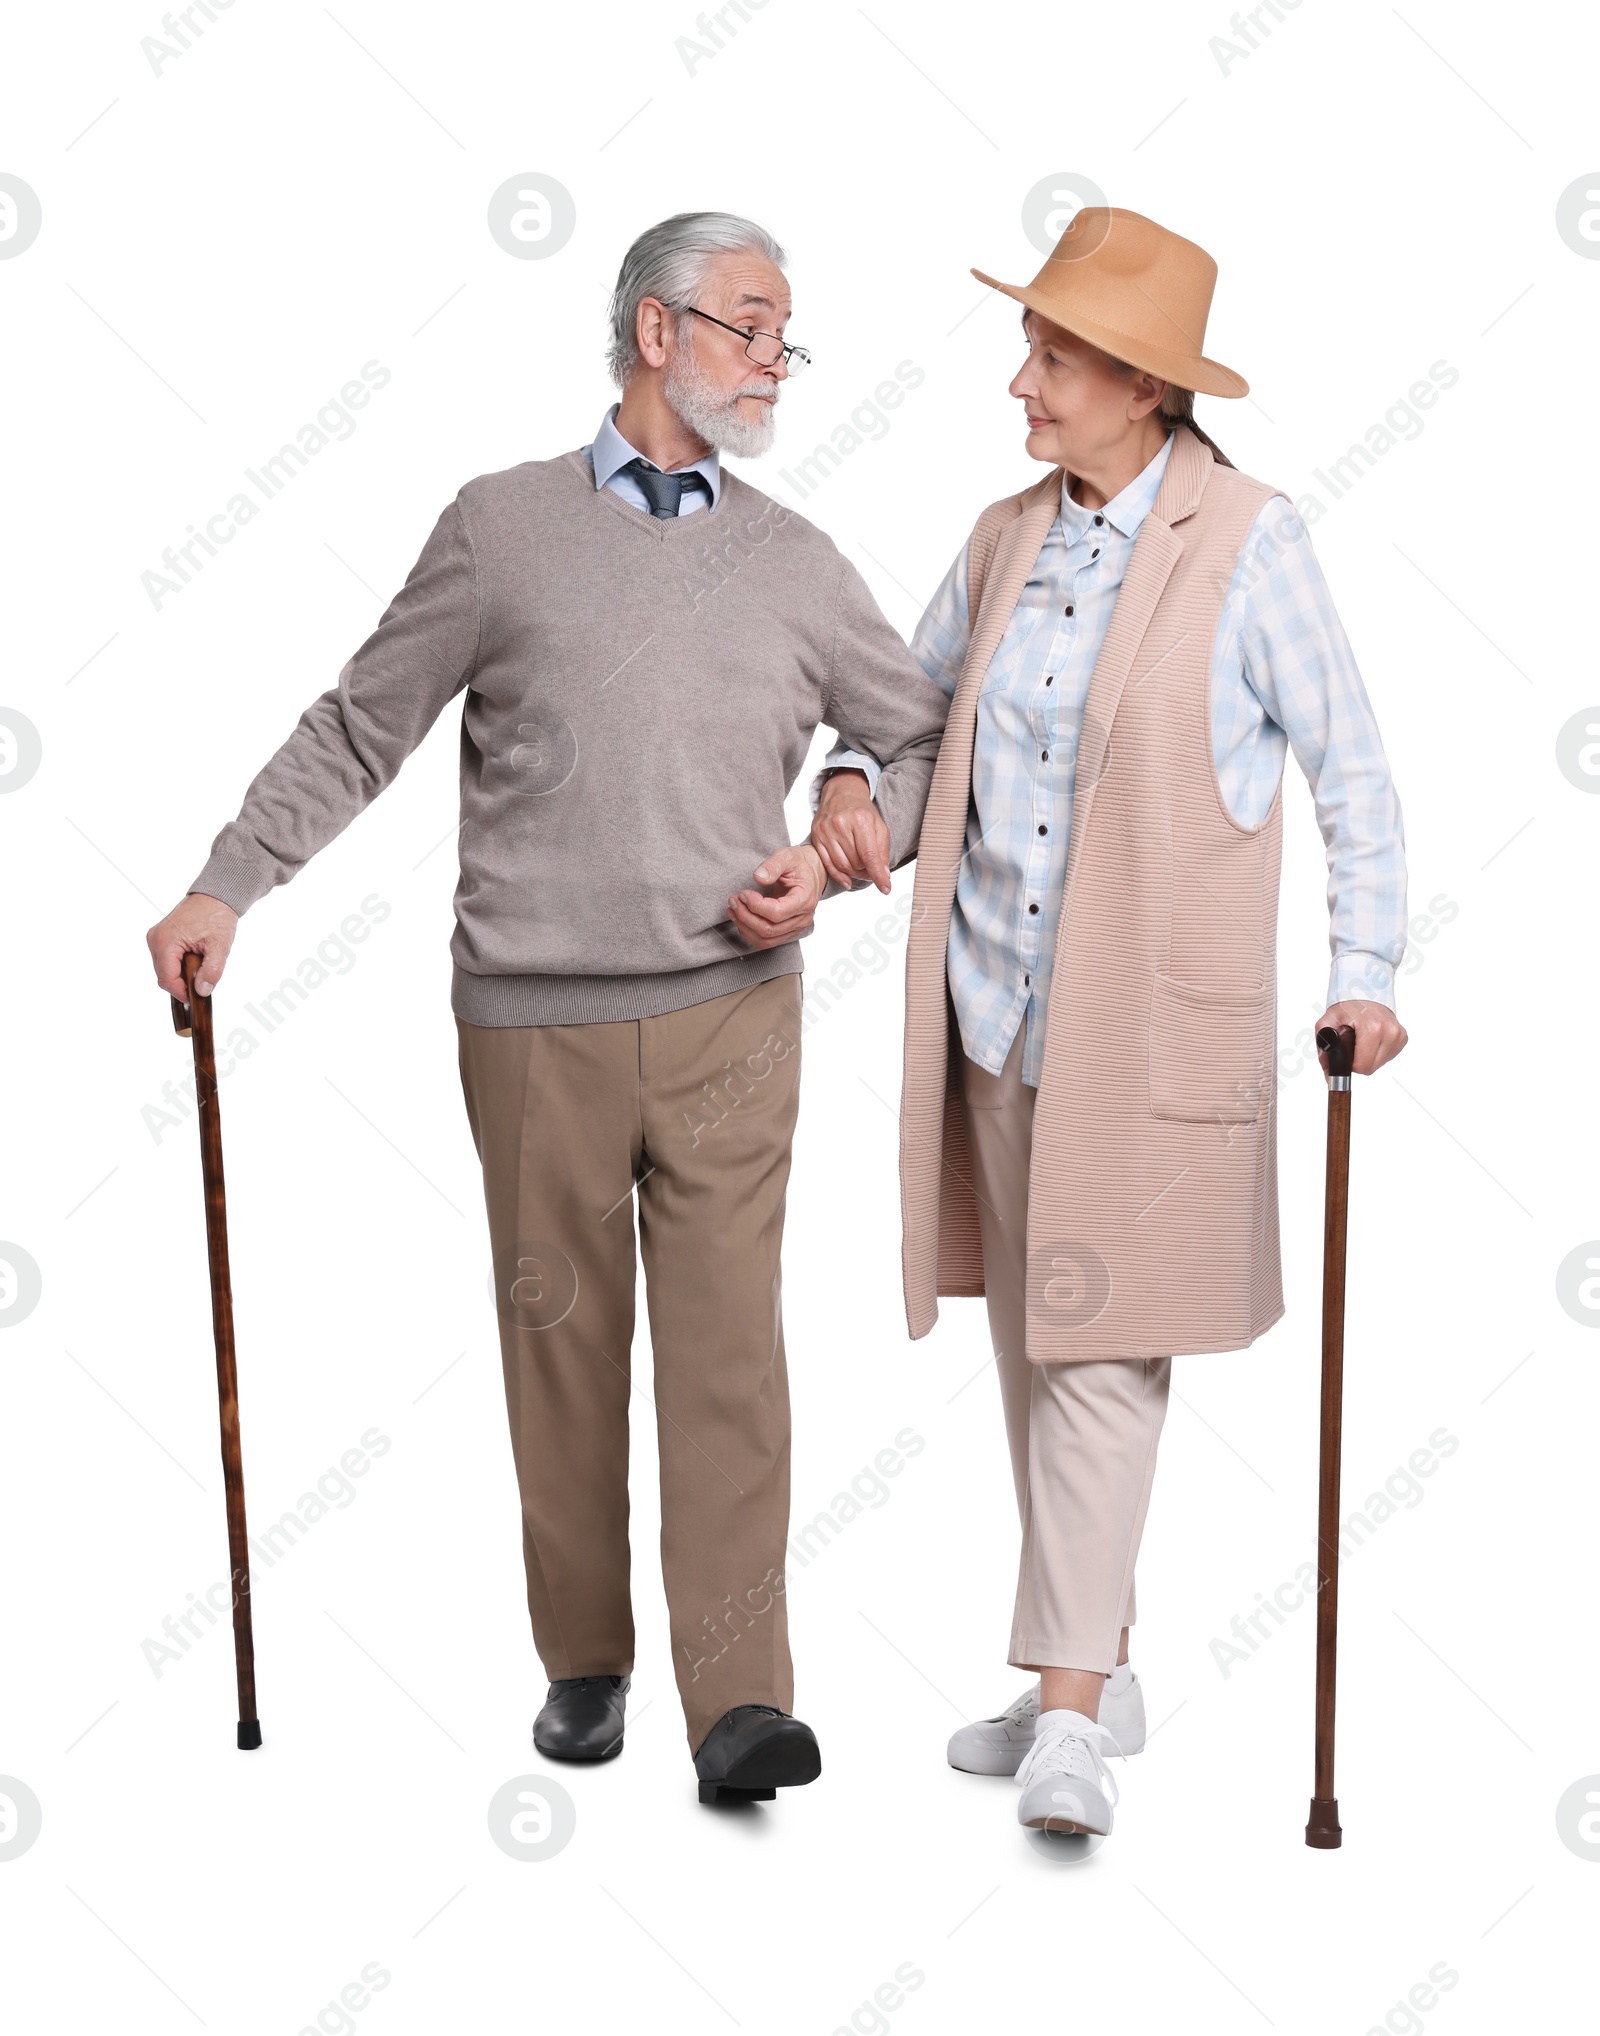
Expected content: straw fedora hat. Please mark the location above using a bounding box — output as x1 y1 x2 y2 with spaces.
972 206 1248 400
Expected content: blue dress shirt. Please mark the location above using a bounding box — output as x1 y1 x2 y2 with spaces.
826 431 1408 1087
584 404 721 516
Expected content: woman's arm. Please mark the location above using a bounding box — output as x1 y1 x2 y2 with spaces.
1223 500 1409 1073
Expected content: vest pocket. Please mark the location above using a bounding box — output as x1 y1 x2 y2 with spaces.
1148 973 1272 1124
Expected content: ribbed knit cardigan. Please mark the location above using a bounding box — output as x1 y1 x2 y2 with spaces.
900 426 1290 1362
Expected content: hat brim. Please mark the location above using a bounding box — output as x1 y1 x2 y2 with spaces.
971 268 1249 400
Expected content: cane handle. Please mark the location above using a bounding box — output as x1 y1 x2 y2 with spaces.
1316 1023 1356 1085
171 951 206 1037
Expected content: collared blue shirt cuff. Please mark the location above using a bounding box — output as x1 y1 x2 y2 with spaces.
1328 952 1396 1011
809 746 883 809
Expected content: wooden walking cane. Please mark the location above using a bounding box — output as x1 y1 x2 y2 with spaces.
171 951 262 1751
1306 1022 1356 1847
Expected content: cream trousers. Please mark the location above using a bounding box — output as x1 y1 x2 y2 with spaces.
960 1027 1171 1675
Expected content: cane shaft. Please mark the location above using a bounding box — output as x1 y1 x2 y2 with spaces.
1307 1055 1352 1847
180 954 259 1738
1314 1090 1349 1756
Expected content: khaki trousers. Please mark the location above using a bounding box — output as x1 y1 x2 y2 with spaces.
457 974 802 1749
959 1027 1171 1675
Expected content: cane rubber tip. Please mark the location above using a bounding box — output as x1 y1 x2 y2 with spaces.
1304 1797 1342 1847
237 1720 262 1751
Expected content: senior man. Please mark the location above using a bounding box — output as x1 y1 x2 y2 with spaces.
147 211 947 1807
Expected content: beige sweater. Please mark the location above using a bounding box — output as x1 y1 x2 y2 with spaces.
191 453 949 1025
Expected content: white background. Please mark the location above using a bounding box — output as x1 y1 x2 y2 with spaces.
2 0 1596 2028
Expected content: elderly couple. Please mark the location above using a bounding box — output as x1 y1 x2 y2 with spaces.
148 204 1408 1842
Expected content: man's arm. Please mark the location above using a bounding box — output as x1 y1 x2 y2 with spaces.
810 545 967 891
147 500 480 998
1234 502 1408 1076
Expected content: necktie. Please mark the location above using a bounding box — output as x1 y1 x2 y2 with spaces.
623 457 709 519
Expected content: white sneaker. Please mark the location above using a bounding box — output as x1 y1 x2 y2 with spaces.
946 1664 1145 1775
1015 1708 1122 1836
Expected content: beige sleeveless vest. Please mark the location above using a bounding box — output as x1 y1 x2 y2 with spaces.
900 425 1290 1362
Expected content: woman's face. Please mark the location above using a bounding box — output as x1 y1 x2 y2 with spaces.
1009 312 1166 469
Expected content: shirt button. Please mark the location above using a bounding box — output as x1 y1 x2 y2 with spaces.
1045 675 1054 686
1037 824 1048 835
1027 902 1040 915
1091 548 1100 559
1040 750 1049 761
1064 604 1074 616
1093 514 1104 526
1023 973 1031 987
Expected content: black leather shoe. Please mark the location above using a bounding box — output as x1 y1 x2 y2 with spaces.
693 1704 821 1805
533 1675 630 1761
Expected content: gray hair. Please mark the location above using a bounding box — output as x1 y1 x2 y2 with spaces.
606 211 787 386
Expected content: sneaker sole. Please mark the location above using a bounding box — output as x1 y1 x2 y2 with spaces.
948 1747 1031 1776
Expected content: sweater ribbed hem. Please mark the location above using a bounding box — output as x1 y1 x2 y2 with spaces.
451 946 802 1027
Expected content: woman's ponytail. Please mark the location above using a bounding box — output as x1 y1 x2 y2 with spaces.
1158 386 1234 468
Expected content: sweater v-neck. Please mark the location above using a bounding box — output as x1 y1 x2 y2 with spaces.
562 449 740 545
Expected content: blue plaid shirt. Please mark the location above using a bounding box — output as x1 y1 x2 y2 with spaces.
826 431 1408 1087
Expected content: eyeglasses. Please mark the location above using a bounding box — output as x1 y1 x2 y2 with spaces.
681 305 811 376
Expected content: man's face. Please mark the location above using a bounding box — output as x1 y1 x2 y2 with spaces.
1009 312 1164 469
659 249 792 457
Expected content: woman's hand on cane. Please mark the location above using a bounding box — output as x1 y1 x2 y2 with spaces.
148 893 239 1001
1315 999 1407 1077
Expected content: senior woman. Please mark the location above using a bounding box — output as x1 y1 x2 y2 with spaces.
812 206 1409 1843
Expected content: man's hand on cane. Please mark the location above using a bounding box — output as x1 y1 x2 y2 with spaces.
148 893 239 1000
810 768 891 893
1316 999 1407 1076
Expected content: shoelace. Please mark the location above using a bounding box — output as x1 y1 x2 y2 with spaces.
1015 1717 1123 1808
973 1678 1129 1749
971 1684 1040 1742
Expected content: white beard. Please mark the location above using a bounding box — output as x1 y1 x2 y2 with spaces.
663 336 779 458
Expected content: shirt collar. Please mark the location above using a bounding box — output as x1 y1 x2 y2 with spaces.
1057 428 1173 543
588 403 722 509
